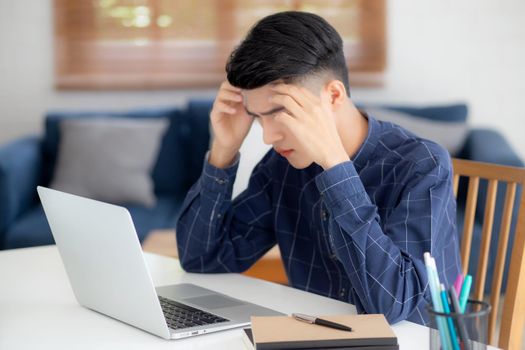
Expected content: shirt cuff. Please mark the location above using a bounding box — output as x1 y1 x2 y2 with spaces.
315 161 366 206
200 151 240 194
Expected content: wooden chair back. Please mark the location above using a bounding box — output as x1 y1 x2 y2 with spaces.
452 158 525 349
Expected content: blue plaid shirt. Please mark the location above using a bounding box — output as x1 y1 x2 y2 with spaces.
176 115 462 325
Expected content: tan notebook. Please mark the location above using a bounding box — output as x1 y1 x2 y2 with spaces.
250 314 398 350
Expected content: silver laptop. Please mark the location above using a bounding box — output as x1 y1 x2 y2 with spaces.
37 186 283 340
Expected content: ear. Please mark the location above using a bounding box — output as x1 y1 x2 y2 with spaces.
322 79 347 111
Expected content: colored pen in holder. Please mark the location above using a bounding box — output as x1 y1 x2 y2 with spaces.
426 299 491 350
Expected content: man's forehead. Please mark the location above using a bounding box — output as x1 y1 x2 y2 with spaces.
241 80 292 100
240 81 281 96
241 85 274 105
241 85 286 116
241 79 322 108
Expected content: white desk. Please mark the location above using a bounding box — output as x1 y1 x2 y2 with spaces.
0 246 497 349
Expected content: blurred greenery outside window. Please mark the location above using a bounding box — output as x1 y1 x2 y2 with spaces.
54 0 385 89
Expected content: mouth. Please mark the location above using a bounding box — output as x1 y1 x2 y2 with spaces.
276 148 294 157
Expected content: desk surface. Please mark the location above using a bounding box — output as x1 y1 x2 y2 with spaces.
0 246 498 350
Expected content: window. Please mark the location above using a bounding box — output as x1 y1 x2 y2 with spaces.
54 0 386 89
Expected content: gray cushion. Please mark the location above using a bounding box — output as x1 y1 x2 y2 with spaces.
366 107 469 155
50 118 168 206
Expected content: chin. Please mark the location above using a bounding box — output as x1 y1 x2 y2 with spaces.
287 159 314 169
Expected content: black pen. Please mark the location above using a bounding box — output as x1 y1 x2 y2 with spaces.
292 313 352 332
448 286 472 350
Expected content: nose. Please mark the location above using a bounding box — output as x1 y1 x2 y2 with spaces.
260 116 284 145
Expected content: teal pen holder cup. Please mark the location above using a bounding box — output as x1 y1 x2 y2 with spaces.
426 299 491 350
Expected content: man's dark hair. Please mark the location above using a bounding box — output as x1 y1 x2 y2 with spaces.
226 11 350 96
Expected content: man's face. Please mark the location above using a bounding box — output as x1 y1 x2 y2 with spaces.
242 83 317 169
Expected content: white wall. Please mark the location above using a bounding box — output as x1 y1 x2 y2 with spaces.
357 0 525 157
1 0 524 195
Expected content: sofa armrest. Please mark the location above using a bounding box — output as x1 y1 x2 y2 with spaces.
459 128 524 167
0 136 43 242
184 100 212 192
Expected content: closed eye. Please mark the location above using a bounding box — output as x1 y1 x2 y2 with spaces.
245 106 286 118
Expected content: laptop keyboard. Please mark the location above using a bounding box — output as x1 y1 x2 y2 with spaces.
158 296 229 330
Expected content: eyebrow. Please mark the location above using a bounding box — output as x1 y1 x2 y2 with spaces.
244 106 286 118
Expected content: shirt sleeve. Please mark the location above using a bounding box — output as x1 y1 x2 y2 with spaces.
175 152 276 273
315 158 457 324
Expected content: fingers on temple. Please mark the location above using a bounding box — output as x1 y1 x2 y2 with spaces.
270 84 312 108
219 89 243 103
220 80 241 92
214 101 236 114
274 111 300 130
270 94 303 119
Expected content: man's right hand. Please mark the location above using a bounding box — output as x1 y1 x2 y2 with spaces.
209 81 254 168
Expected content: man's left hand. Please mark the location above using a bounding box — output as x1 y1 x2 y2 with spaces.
270 84 350 170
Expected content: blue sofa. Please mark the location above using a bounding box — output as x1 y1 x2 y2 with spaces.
0 100 523 293
0 100 213 249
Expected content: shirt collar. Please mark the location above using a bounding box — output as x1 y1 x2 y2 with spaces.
351 111 380 172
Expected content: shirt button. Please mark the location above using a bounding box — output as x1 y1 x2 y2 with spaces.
216 178 226 185
217 214 222 218
340 288 346 298
321 210 328 221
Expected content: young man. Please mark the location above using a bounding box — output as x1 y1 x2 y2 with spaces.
176 11 461 325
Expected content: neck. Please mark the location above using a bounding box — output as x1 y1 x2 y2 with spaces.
336 99 369 160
